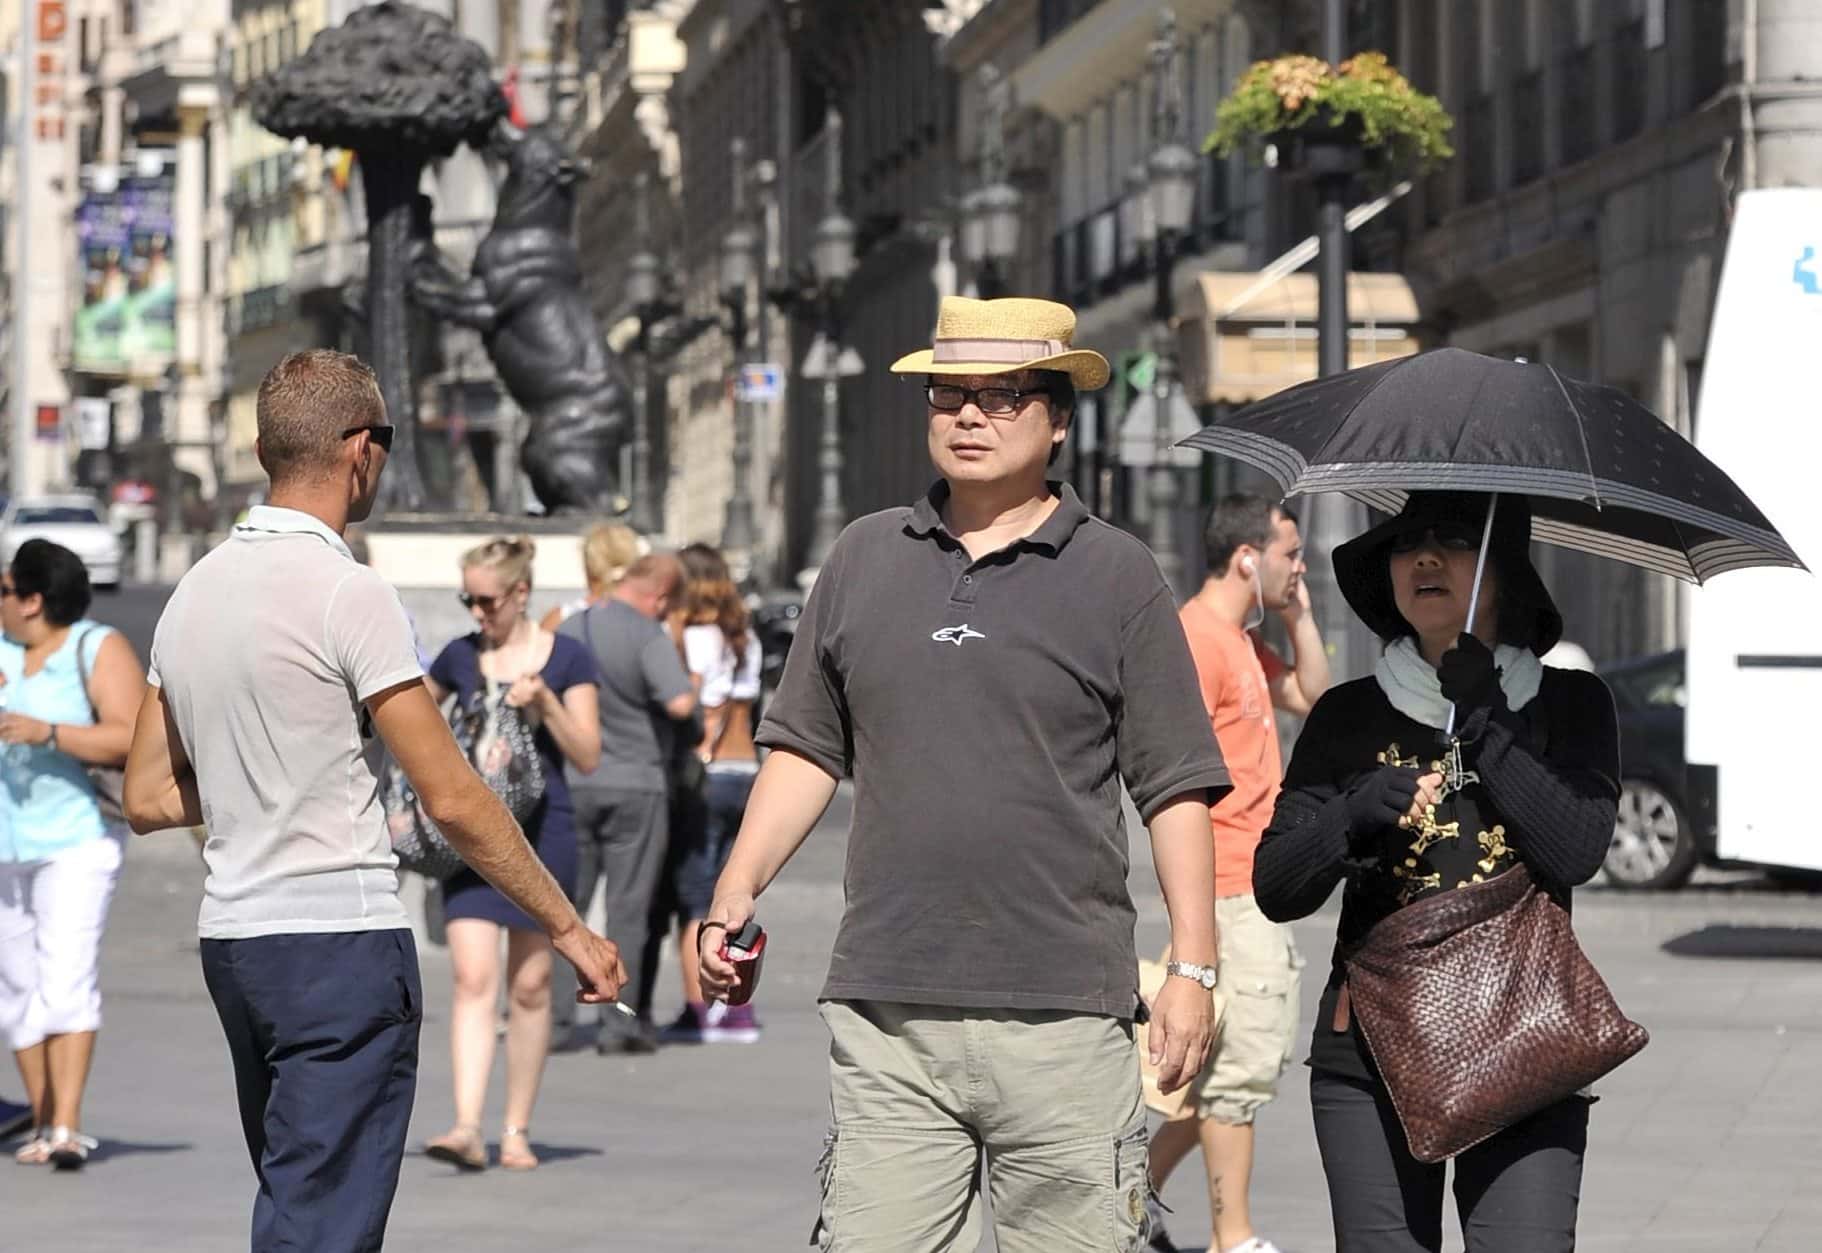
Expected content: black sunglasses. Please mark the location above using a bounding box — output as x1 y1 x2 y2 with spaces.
342 424 395 453
1388 522 1482 554
457 591 507 613
925 383 1052 416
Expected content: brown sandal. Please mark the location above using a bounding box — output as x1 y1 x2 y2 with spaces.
499 1126 538 1171
425 1124 487 1172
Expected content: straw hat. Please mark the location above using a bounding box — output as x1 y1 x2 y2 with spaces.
889 296 1110 390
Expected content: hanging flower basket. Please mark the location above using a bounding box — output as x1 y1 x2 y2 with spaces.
1205 52 1453 177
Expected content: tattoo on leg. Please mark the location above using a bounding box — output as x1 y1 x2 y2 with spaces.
1211 1173 1225 1218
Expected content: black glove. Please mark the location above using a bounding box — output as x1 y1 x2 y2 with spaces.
1343 766 1422 843
1439 634 1507 739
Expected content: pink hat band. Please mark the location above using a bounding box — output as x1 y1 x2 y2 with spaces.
930 336 1067 364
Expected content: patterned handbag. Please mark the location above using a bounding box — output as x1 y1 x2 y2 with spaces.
382 758 466 880
381 680 546 879
1343 864 1648 1162
452 678 546 823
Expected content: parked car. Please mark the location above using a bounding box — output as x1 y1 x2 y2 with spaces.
750 591 803 702
1 494 124 590
1599 649 1717 890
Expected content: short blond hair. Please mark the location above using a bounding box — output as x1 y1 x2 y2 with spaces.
581 521 645 592
461 534 537 590
256 350 385 486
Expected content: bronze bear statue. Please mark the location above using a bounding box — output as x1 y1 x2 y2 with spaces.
412 123 630 516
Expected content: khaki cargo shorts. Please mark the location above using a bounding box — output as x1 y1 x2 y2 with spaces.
1193 893 1303 1125
815 999 1155 1253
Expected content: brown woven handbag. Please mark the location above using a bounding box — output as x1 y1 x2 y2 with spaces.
1343 864 1648 1163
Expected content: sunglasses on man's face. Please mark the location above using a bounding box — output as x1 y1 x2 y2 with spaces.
1388 522 1482 555
342 424 396 453
925 383 1051 416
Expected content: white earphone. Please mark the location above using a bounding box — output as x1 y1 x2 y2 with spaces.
1240 553 1256 578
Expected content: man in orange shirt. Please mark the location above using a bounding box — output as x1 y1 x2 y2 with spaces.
1148 494 1331 1253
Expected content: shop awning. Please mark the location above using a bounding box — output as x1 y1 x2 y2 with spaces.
1181 271 1423 406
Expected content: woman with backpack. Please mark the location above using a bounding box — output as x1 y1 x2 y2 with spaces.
0 540 147 1169
422 536 600 1172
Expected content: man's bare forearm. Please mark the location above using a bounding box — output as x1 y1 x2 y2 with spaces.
429 778 582 938
1289 614 1331 708
127 772 203 834
1149 793 1218 965
713 750 839 900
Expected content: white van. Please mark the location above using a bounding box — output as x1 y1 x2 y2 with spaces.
1684 189 1822 874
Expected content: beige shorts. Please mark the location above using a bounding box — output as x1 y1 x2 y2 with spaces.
1192 893 1303 1125
816 999 1154 1253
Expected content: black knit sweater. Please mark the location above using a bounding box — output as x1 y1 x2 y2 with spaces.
1253 668 1620 1080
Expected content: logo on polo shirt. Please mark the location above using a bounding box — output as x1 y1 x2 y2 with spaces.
931 624 987 647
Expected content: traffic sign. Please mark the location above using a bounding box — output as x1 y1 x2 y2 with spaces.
1125 351 1159 391
802 335 865 380
1118 390 1203 469
735 362 784 402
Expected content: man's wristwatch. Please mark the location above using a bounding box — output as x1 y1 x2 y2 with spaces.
1165 960 1218 990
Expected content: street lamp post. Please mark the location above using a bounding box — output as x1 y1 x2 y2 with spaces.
1305 0 1373 680
1143 9 1199 594
803 108 856 573
962 64 1021 299
720 136 759 562
622 172 670 535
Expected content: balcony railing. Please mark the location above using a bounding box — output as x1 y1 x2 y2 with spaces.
1052 152 1243 305
226 284 292 338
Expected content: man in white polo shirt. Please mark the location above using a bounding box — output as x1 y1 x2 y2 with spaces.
123 350 625 1253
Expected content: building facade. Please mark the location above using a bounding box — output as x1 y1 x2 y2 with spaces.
1378 0 1810 663
6 0 233 548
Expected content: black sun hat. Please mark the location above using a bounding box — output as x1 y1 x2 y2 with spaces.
1333 492 1564 655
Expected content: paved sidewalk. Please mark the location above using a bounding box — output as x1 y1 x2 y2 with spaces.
5 789 1821 1251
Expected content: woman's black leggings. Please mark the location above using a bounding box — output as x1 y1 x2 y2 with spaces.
1311 1070 1589 1253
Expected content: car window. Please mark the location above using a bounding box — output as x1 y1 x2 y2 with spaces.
1611 658 1687 709
12 506 101 525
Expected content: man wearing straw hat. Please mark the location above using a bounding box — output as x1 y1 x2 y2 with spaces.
701 296 1231 1251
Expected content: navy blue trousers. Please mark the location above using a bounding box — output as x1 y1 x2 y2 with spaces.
201 929 422 1253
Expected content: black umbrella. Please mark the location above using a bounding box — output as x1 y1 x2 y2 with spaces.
1179 347 1804 582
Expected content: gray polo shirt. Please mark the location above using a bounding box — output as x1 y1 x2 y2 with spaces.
758 482 1230 1017
560 599 692 794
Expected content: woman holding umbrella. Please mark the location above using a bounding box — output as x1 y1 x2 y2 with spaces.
1189 346 1800 1252
1253 490 1619 1251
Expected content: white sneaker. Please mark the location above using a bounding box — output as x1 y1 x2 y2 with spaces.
1223 1238 1287 1253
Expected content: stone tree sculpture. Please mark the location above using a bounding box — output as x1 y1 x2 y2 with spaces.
411 125 631 514
251 1 505 512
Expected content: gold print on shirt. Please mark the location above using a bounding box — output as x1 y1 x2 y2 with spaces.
1407 814 1461 857
1376 742 1423 770
1391 860 1443 902
1374 740 1479 904
1477 825 1514 875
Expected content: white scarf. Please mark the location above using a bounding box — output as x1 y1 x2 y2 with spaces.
1374 637 1543 731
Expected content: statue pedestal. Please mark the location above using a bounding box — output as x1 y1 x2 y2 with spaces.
364 513 592 653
